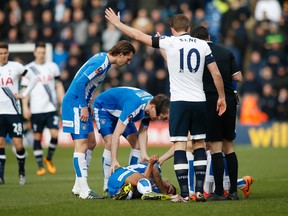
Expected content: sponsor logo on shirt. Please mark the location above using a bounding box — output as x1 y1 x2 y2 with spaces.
63 120 73 127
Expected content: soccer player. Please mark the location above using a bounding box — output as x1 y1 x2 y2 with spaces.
191 26 242 201
93 86 169 196
0 42 26 185
159 144 254 200
18 42 65 176
62 41 135 199
105 8 226 202
108 154 175 200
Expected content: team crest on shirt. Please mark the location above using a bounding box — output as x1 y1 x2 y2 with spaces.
82 123 87 130
95 67 103 74
127 114 133 121
100 119 106 125
160 36 165 39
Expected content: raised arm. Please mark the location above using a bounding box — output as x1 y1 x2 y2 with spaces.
105 8 153 47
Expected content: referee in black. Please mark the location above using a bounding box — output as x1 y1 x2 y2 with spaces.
191 26 242 201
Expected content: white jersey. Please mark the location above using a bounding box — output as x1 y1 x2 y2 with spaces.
158 34 215 102
0 61 26 115
21 61 60 114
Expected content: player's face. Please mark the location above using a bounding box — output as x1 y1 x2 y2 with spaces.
0 48 9 65
34 47 46 64
116 52 134 67
163 181 176 195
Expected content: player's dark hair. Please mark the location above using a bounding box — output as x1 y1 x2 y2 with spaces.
108 40 135 56
170 14 189 32
35 42 46 49
0 42 8 49
150 94 170 116
190 25 209 40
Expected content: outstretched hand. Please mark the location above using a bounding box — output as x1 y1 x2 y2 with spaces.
105 7 121 25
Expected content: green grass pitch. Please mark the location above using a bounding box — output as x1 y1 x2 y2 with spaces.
1 145 288 216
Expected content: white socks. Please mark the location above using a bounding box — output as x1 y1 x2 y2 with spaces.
73 152 90 197
128 149 141 165
137 178 152 194
102 149 111 191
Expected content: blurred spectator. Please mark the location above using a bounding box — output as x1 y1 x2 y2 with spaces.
248 50 266 79
0 10 8 39
240 94 269 126
136 70 149 91
259 83 278 120
148 68 169 96
255 0 282 23
71 9 88 46
20 10 38 42
276 88 288 121
54 0 67 23
131 8 153 34
120 70 137 87
53 41 68 71
239 70 262 97
6 27 20 43
101 22 121 51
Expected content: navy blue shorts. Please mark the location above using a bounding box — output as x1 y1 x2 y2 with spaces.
169 101 207 141
0 114 23 138
31 111 59 133
205 96 237 142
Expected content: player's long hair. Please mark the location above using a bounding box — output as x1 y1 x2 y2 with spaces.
170 14 189 32
109 40 135 56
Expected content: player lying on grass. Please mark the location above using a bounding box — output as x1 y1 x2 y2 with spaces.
108 154 176 200
159 142 253 201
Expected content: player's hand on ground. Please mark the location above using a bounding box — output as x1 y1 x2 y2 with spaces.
110 160 121 174
217 97 226 116
105 8 120 25
14 93 24 99
80 107 89 122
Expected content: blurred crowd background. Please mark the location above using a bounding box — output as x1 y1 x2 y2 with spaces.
0 0 287 125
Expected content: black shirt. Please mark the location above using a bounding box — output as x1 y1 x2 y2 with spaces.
203 42 240 98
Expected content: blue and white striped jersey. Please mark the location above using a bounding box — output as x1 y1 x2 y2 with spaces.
64 52 111 107
124 163 162 193
94 87 153 125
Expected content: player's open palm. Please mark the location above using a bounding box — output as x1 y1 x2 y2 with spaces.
105 8 120 25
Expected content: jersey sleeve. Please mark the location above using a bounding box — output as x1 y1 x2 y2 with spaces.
229 52 240 76
205 44 215 65
51 62 61 78
158 36 172 50
119 102 142 125
15 62 26 76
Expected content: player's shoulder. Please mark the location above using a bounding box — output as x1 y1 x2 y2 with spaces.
7 60 24 67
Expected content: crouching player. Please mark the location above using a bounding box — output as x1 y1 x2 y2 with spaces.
108 154 176 200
